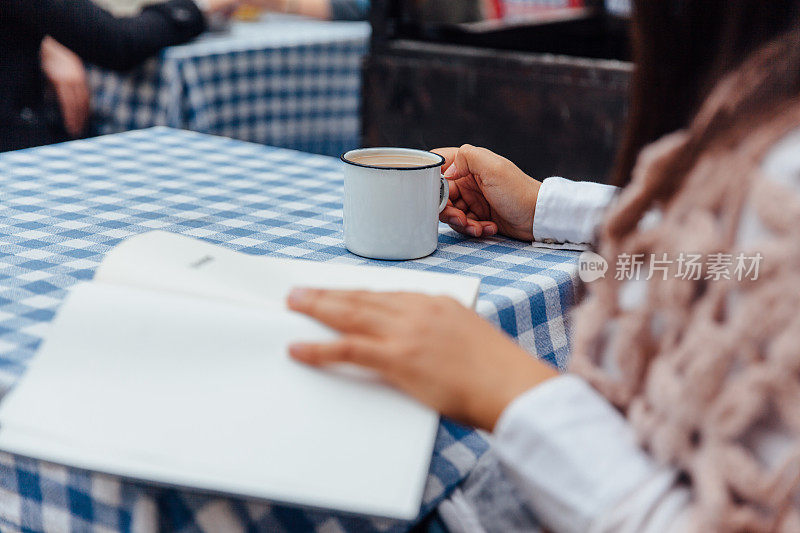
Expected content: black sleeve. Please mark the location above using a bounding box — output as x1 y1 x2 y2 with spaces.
330 0 370 21
9 0 207 71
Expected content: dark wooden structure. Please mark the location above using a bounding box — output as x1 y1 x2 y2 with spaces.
362 2 633 182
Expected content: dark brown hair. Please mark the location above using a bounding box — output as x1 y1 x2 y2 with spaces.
612 0 800 187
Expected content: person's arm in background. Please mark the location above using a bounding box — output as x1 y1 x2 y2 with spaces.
40 37 90 138
32 0 240 138
246 0 369 20
433 145 619 246
9 0 239 72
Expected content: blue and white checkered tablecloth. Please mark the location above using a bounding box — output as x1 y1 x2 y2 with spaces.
87 17 369 158
0 128 578 533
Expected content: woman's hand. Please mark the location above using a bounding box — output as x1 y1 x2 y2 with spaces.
40 37 90 138
287 289 558 431
433 145 541 241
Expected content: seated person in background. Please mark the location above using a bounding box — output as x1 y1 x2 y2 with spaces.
288 0 800 531
0 0 240 153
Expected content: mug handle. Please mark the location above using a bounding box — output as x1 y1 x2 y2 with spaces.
438 175 450 213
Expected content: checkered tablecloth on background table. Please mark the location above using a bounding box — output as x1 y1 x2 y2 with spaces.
87 16 369 158
0 128 578 532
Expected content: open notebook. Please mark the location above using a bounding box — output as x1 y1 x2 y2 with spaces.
0 231 481 520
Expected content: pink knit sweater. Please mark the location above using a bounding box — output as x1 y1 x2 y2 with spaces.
570 97 800 532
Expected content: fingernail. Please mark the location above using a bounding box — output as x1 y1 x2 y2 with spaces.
484 226 497 236
443 164 457 178
288 288 311 306
288 343 310 359
448 217 463 226
467 226 479 237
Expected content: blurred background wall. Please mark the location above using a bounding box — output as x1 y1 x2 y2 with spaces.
362 0 632 182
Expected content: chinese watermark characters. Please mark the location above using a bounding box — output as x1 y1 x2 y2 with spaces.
578 251 763 283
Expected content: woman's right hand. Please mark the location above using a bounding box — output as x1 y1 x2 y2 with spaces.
432 145 541 241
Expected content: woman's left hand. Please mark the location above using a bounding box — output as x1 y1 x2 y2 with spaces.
287 289 558 431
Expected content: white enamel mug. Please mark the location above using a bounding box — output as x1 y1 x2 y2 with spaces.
341 148 449 260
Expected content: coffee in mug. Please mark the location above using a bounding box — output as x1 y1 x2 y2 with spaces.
346 153 439 168
341 148 448 260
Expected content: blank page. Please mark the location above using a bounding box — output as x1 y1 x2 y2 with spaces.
94 231 481 309
0 283 439 519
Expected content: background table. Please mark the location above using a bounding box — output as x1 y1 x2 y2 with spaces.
87 17 369 157
0 128 578 532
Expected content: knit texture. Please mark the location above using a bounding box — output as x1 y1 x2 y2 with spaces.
570 101 800 530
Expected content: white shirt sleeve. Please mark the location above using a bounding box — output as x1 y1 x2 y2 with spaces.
533 177 619 245
493 375 692 533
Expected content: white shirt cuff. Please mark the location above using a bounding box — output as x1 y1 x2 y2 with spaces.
492 375 680 533
532 177 618 245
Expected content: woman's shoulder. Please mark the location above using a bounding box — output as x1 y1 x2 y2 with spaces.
761 127 800 190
